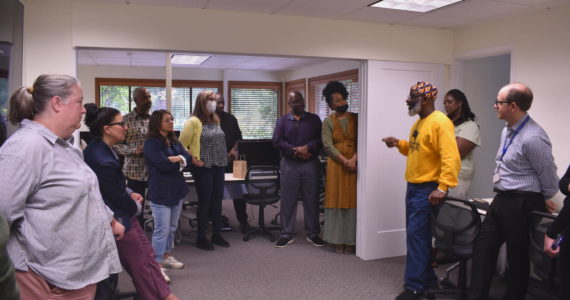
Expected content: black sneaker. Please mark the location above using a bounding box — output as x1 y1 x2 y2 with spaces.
395 289 427 300
220 215 232 232
211 233 230 247
196 236 214 251
275 237 294 248
306 236 325 247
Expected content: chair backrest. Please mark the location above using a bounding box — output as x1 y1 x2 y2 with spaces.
528 211 559 287
432 197 481 258
244 165 280 202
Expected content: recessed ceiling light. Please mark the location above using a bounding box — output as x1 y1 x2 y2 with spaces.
369 0 463 13
171 54 210 65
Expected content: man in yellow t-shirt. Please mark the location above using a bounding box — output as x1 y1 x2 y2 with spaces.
383 81 460 300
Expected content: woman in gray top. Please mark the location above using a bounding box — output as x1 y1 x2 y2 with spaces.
0 74 123 299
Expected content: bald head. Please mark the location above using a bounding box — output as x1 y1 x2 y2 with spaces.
133 87 152 114
288 91 305 116
498 82 533 111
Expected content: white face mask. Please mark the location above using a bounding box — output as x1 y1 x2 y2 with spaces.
207 100 217 114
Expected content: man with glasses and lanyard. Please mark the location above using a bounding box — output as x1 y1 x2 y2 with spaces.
468 82 559 300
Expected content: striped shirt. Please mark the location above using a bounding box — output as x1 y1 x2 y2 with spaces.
113 109 149 181
0 120 122 290
200 123 227 168
493 114 559 198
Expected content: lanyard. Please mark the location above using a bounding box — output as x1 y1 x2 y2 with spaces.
500 116 530 161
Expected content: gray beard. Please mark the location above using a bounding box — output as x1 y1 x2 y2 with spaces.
408 101 421 116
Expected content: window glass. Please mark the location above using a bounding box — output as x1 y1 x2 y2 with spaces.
231 88 279 139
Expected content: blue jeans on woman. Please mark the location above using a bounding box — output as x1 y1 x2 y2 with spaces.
404 182 438 292
150 199 184 263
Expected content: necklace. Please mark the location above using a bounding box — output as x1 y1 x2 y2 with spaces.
412 118 426 139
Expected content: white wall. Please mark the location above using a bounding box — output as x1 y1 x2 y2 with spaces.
454 3 570 186
21 0 76 83
69 2 453 65
284 60 361 82
459 54 511 200
359 60 446 259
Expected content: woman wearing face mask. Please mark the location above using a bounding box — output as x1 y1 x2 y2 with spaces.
180 90 230 250
321 81 358 254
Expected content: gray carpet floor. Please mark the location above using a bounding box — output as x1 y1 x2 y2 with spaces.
117 201 539 300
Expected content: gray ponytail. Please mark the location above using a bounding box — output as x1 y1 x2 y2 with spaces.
8 74 78 125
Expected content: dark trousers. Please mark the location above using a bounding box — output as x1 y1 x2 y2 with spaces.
560 243 570 299
194 166 225 238
404 182 438 292
279 157 321 239
233 198 248 224
127 179 147 228
469 190 545 300
116 218 171 299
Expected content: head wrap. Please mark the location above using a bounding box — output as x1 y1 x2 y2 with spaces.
411 81 438 99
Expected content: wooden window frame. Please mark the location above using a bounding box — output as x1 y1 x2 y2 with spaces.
307 69 358 113
95 77 223 107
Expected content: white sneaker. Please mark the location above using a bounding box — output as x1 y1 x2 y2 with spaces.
162 256 184 269
160 267 171 283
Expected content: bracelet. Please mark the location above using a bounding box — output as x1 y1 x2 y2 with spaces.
437 189 448 194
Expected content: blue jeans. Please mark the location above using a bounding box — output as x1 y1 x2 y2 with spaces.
150 199 184 263
404 182 438 291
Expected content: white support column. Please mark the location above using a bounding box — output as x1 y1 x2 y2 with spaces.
165 53 172 111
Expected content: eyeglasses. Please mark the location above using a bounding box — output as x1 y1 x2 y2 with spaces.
163 118 175 123
494 100 512 106
108 121 126 128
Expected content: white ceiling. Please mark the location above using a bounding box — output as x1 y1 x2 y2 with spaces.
73 0 570 29
77 49 334 71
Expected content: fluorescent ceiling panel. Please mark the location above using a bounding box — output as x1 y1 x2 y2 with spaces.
370 0 463 13
171 54 210 65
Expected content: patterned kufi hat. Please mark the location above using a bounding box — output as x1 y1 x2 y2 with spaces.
411 81 438 99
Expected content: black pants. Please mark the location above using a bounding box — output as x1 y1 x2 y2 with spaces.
127 179 147 228
194 166 225 238
233 198 248 224
560 243 570 300
469 190 545 300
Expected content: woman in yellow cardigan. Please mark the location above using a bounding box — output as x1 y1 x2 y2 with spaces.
179 91 230 250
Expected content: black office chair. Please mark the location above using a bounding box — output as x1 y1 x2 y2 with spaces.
527 211 559 300
242 165 280 242
427 197 481 300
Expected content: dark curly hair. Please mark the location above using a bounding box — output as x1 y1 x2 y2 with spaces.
445 89 476 125
322 81 349 109
84 103 121 137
